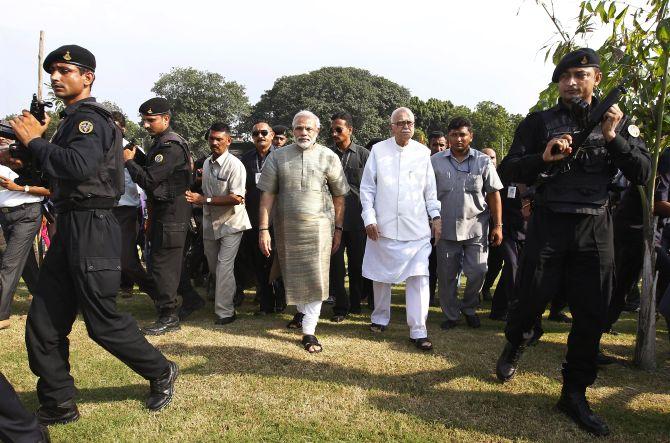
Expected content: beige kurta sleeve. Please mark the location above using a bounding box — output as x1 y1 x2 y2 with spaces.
325 151 350 197
257 150 279 194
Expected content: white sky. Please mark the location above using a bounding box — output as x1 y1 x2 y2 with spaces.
1 0 607 119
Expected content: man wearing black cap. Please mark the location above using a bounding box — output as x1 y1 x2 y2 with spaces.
494 48 650 436
9 44 178 425
124 97 193 334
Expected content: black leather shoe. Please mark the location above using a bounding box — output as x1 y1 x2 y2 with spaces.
556 389 610 436
146 360 179 411
496 334 532 382
464 313 481 328
142 315 180 335
214 314 237 326
36 400 80 426
440 319 458 330
178 297 206 321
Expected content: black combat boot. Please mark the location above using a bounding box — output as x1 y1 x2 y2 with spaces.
142 312 180 335
556 387 610 436
496 331 533 382
146 360 179 411
36 399 80 426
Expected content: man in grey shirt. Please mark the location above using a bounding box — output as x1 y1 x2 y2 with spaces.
431 117 503 330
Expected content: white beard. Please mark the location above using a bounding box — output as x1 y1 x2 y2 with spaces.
296 139 314 149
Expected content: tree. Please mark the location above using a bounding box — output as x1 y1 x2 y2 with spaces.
470 101 523 159
533 0 670 369
247 67 411 145
152 67 251 155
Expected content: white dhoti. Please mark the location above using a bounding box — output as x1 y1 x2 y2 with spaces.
363 237 432 339
362 237 431 283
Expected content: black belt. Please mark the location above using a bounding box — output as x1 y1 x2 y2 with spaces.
55 198 116 214
0 202 40 214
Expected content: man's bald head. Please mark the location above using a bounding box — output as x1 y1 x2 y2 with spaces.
481 148 497 166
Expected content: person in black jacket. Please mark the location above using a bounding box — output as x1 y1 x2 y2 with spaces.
494 48 650 436
124 97 193 335
10 45 177 425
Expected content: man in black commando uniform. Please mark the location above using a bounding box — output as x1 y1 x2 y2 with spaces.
124 97 193 335
9 45 178 425
494 48 650 436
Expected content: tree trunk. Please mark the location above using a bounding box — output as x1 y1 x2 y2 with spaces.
634 231 657 369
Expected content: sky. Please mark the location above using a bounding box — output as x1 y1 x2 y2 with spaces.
1 0 608 119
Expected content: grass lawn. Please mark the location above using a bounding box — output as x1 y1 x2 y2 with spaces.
2 283 669 442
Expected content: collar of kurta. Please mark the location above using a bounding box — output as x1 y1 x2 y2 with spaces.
59 96 97 118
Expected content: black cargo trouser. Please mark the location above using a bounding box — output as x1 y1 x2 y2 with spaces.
490 235 523 315
505 206 613 391
25 208 169 407
112 205 159 299
148 196 191 315
0 373 42 443
330 229 366 316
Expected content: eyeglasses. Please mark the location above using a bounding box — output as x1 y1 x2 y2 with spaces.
252 130 269 137
393 120 414 127
331 127 347 134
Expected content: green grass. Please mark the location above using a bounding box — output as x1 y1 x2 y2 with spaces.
2 282 669 442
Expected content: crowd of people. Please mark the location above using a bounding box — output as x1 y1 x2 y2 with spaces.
0 43 666 441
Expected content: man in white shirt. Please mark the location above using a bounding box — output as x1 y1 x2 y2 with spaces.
186 123 251 325
0 139 50 330
360 107 441 351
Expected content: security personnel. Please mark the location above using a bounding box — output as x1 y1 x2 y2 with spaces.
494 48 650 436
124 97 192 334
9 45 178 425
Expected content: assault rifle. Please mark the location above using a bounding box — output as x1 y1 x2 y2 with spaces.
536 81 627 186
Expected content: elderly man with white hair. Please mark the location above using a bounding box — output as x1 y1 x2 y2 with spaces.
360 107 441 351
258 110 349 353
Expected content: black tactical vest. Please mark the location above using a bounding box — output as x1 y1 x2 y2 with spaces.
149 130 192 202
74 102 125 202
50 101 124 209
536 105 617 215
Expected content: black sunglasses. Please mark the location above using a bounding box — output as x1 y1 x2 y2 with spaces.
331 127 346 134
252 130 270 137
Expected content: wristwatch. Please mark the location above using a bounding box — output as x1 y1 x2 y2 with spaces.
206 197 212 204
24 185 29 193
431 216 441 221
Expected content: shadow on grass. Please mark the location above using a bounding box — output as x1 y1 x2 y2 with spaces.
156 341 670 440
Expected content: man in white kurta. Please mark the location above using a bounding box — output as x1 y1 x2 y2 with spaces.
361 107 441 350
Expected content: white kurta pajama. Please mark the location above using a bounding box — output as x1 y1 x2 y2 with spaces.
361 138 441 339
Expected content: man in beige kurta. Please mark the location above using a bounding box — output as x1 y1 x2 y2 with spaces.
258 110 348 353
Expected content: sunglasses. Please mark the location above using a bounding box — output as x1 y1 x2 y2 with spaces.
331 126 347 134
252 130 270 137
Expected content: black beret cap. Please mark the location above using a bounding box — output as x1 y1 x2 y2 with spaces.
139 97 171 115
43 45 96 72
552 48 600 83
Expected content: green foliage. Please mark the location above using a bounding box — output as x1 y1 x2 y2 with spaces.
410 97 521 157
152 67 251 155
246 67 411 145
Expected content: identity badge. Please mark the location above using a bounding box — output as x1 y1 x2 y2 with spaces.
255 172 262 184
507 186 517 199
